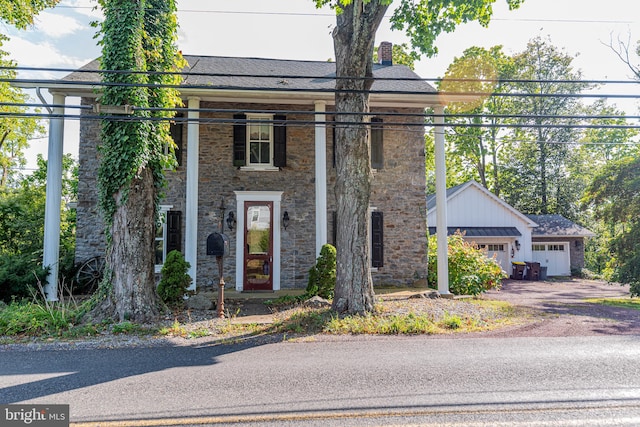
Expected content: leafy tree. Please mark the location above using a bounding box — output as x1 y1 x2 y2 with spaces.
315 0 523 314
0 37 45 188
92 0 184 322
0 0 59 29
0 0 54 187
0 154 77 302
499 36 591 218
439 45 517 196
584 154 640 295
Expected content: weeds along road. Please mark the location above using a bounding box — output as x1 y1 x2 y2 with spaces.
2 334 640 426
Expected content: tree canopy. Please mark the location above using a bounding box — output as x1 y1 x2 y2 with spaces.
0 0 59 29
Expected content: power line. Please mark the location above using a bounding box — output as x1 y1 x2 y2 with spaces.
4 65 640 86
4 111 640 132
4 100 640 122
52 3 636 26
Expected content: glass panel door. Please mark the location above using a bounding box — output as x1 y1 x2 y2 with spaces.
244 201 273 291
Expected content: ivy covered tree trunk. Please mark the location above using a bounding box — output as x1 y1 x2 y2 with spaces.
92 0 182 322
331 1 388 314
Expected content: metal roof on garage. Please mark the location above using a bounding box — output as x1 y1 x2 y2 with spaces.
427 227 522 237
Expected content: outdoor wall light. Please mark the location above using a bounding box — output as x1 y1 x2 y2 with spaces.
283 211 290 230
515 240 521 251
226 211 236 231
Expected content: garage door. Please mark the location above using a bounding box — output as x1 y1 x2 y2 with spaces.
479 243 509 273
531 243 570 276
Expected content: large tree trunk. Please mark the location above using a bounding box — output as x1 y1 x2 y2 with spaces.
92 167 161 322
331 1 388 314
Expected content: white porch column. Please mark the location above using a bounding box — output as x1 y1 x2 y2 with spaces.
185 97 200 290
314 100 328 256
434 106 450 296
42 92 65 301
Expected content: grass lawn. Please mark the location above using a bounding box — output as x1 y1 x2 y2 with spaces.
585 297 640 310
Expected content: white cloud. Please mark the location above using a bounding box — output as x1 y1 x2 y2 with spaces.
32 11 84 38
6 36 89 69
64 0 104 20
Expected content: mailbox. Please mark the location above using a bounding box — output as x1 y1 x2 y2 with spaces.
206 232 229 257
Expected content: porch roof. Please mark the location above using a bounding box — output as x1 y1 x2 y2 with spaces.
427 227 522 238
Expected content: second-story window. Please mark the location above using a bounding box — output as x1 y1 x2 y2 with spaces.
248 115 273 166
233 113 287 169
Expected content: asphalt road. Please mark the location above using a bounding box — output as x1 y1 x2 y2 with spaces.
2 335 640 426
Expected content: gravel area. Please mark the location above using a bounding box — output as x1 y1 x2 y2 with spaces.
479 278 640 337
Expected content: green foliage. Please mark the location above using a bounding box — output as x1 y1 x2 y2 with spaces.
0 298 88 337
96 0 185 232
0 0 59 29
157 250 191 306
0 155 77 302
111 321 143 334
0 35 45 187
0 254 47 302
584 154 640 296
427 233 506 295
315 0 523 58
306 244 337 299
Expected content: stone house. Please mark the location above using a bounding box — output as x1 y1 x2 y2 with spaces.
64 43 444 291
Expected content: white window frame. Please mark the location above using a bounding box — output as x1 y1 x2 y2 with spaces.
155 205 173 273
244 114 276 170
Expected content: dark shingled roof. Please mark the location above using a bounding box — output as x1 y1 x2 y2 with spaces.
525 214 595 237
63 55 437 94
427 227 522 237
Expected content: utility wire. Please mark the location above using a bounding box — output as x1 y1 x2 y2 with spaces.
52 3 636 25
3 65 640 86
3 111 640 131
3 100 640 121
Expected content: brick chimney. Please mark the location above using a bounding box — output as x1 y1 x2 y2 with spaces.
378 41 393 66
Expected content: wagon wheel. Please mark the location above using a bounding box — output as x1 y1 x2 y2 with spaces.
75 256 105 294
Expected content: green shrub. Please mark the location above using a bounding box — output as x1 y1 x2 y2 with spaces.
427 232 506 296
0 299 87 336
157 250 191 306
0 253 48 303
306 244 336 299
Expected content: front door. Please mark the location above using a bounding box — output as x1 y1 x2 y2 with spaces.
244 201 273 291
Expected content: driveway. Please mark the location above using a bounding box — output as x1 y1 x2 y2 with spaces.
482 278 640 337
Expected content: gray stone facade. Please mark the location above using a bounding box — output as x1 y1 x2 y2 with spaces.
75 100 428 289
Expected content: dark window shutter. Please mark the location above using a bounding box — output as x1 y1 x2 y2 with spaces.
273 114 287 167
332 210 338 247
166 210 182 254
233 114 246 167
371 117 383 169
332 122 336 168
169 114 184 166
371 211 384 268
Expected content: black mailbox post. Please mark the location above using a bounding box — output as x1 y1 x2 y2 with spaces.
207 232 229 318
207 232 229 257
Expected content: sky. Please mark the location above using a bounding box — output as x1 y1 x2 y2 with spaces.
4 0 640 169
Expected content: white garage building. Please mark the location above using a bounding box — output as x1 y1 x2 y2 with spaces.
427 181 594 277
